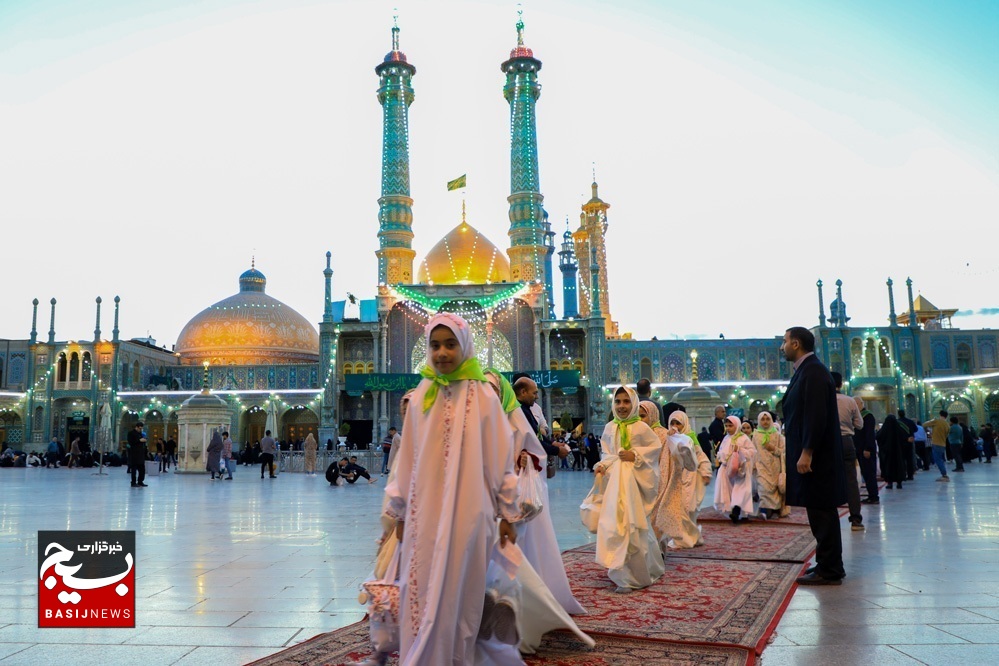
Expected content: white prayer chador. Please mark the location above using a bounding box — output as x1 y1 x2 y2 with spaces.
682 446 713 541
752 414 790 517
713 416 758 515
595 386 665 589
647 406 701 550
485 373 586 616
385 313 520 665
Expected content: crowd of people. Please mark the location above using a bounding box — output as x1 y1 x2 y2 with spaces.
3 316 998 664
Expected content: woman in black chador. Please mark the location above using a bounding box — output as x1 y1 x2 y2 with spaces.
876 415 907 490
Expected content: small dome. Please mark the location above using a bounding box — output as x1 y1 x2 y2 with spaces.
417 221 511 285
238 268 267 292
176 265 320 366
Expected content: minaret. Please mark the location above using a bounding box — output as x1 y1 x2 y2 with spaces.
503 11 547 287
887 278 898 327
575 180 618 337
323 252 334 323
94 296 103 342
586 246 606 432
589 247 602 318
112 296 120 342
319 251 338 448
375 16 416 286
558 223 578 319
816 280 826 327
47 298 56 344
906 277 917 328
542 208 556 318
29 298 39 344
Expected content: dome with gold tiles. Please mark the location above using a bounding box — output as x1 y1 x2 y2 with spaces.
417 220 511 285
176 265 320 365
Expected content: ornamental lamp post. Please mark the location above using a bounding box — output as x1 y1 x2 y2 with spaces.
690 349 700 387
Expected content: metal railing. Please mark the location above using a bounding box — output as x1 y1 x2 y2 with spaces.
273 448 382 474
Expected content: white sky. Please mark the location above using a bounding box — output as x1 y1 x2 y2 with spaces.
1 0 996 347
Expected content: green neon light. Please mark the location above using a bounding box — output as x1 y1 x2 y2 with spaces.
392 283 526 311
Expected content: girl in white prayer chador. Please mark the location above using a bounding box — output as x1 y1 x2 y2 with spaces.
385 313 521 665
713 415 758 524
753 410 790 519
646 405 700 550
593 386 665 592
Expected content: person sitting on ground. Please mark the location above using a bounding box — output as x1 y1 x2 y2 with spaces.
335 457 357 483
325 459 342 486
347 455 377 484
27 452 42 467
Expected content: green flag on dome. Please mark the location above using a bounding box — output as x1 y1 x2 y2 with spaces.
446 174 467 191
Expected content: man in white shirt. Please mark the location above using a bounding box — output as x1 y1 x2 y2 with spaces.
832 372 864 532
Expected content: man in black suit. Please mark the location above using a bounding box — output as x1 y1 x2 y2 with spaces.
127 422 148 487
708 405 727 465
636 378 663 424
781 326 847 585
514 377 568 460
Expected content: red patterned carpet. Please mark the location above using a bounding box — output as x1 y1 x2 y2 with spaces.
566 521 816 564
250 517 809 665
697 506 811 524
249 622 752 666
676 522 815 562
563 548 799 650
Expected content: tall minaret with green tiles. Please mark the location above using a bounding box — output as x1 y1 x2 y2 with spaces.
375 17 416 286
502 11 548 297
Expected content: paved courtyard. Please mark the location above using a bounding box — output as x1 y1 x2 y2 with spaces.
1 461 998 665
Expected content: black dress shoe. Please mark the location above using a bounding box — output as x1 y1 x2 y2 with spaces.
861 497 880 504
138 483 148 487
796 572 842 586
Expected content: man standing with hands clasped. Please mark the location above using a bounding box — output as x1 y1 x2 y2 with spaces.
780 327 847 585
128 422 148 487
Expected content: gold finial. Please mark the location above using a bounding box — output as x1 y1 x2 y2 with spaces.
251 255 255 269
461 198 467 225
690 349 700 387
201 361 211 395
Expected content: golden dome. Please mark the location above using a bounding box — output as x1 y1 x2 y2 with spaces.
417 220 511 285
176 266 320 365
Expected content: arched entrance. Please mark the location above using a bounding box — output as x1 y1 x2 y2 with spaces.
0 411 23 447
145 410 166 451
281 406 318 446
242 405 268 446
986 394 999 427
748 400 770 421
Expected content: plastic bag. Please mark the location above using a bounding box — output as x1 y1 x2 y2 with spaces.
727 450 742 483
480 549 522 646
516 462 544 523
579 469 608 533
361 548 401 653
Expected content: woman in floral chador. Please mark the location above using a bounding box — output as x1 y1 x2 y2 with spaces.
753 411 790 519
714 415 757 523
645 404 699 550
